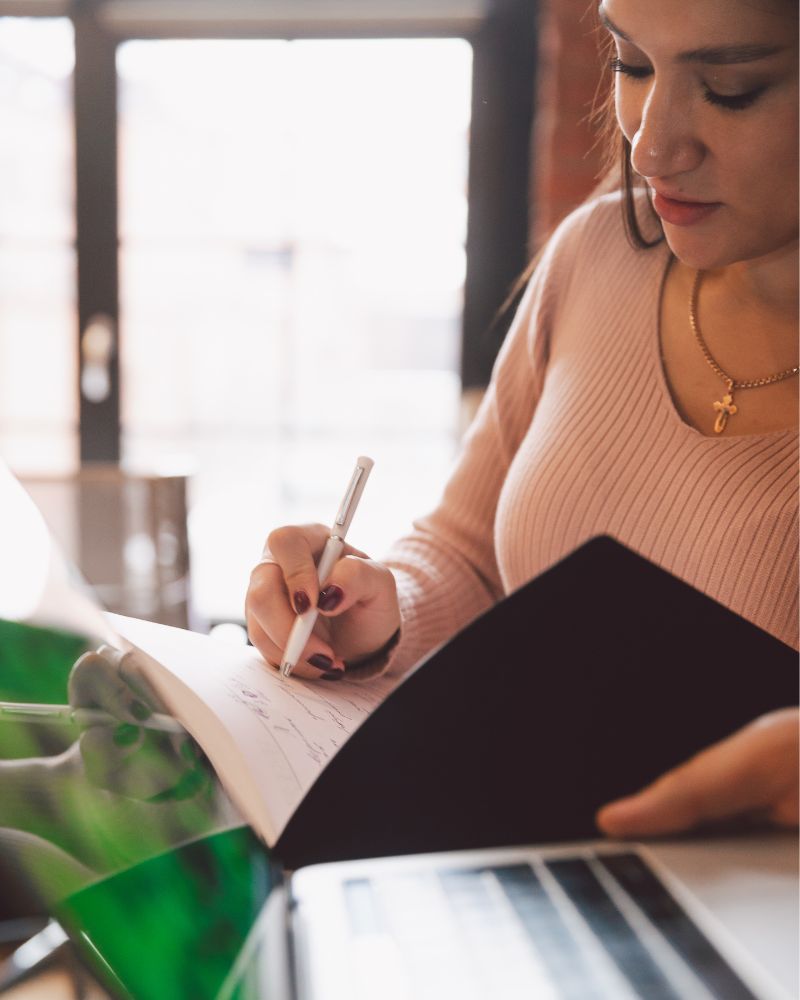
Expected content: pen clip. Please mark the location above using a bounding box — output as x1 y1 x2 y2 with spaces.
332 457 374 538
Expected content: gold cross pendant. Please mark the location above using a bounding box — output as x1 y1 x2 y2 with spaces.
713 392 738 433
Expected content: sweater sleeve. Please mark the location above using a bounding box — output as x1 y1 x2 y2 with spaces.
348 200 594 680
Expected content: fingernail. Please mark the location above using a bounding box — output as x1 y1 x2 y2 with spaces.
307 654 334 672
317 585 343 612
130 700 151 721
113 723 141 746
293 590 310 614
320 671 344 681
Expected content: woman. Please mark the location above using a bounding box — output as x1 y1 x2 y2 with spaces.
246 0 799 837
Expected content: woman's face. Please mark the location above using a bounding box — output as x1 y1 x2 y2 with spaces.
601 0 798 270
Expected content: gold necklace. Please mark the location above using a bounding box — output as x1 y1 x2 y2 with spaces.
689 270 800 433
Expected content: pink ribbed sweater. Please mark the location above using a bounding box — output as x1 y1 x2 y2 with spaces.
379 192 798 678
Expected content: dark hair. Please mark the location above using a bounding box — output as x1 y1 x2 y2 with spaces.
496 20 662 320
590 26 664 252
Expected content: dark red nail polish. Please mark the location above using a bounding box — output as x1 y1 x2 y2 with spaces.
307 654 334 672
317 585 343 612
293 590 311 614
320 671 344 681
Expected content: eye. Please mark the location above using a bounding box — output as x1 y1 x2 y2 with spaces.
610 57 768 112
609 57 652 80
702 85 767 111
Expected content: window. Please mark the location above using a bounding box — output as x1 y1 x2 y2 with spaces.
118 37 472 620
0 2 537 627
0 17 77 472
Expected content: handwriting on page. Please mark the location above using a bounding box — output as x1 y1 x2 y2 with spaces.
109 614 402 841
211 655 400 835
225 656 391 771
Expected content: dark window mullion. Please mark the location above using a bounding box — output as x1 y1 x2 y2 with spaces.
73 0 120 464
462 0 537 390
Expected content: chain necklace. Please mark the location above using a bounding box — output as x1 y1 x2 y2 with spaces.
689 270 800 433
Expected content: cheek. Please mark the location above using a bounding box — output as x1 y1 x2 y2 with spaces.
775 106 800 197
721 107 799 203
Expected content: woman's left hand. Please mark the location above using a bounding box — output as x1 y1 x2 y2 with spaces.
596 707 799 837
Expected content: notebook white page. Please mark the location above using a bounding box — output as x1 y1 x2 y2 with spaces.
109 614 401 846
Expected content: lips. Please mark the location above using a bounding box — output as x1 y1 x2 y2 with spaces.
651 190 722 227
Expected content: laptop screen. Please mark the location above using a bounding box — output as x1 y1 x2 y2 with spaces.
54 826 276 1000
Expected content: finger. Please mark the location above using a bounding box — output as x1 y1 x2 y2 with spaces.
246 560 306 660
316 555 397 618
246 614 284 670
248 582 344 674
247 616 343 680
113 649 169 715
68 652 155 725
264 524 331 615
248 540 336 659
262 525 370 614
596 715 796 837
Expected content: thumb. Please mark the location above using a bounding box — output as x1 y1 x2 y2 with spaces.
596 711 798 837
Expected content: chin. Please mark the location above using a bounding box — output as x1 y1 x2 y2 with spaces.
661 211 799 271
661 230 733 271
662 227 775 272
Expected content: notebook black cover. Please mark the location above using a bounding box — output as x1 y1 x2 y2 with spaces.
276 536 798 869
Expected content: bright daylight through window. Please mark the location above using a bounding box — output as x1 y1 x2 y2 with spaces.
0 29 472 626
117 38 473 623
0 18 76 473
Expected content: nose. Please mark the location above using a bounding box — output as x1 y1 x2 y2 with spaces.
629 81 704 180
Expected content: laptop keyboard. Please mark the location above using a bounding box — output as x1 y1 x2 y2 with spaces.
342 851 758 1000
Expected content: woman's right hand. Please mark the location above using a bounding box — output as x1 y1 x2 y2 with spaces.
245 523 401 679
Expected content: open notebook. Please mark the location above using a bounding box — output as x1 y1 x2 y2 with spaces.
109 534 797 864
110 613 401 847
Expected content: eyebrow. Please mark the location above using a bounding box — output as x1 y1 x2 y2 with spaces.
597 6 785 64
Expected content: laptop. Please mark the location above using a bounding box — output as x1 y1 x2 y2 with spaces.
3 828 795 1000
220 834 799 1000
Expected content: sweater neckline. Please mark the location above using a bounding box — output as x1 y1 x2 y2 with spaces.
652 249 799 444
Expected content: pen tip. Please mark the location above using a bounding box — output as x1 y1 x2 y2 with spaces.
280 662 292 678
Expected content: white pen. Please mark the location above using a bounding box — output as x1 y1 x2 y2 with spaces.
281 456 374 678
0 700 186 734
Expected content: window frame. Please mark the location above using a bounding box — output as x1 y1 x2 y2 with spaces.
0 0 538 461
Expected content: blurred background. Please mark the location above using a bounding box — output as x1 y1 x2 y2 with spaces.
0 0 606 634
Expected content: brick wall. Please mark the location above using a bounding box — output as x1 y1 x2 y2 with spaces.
530 0 611 248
